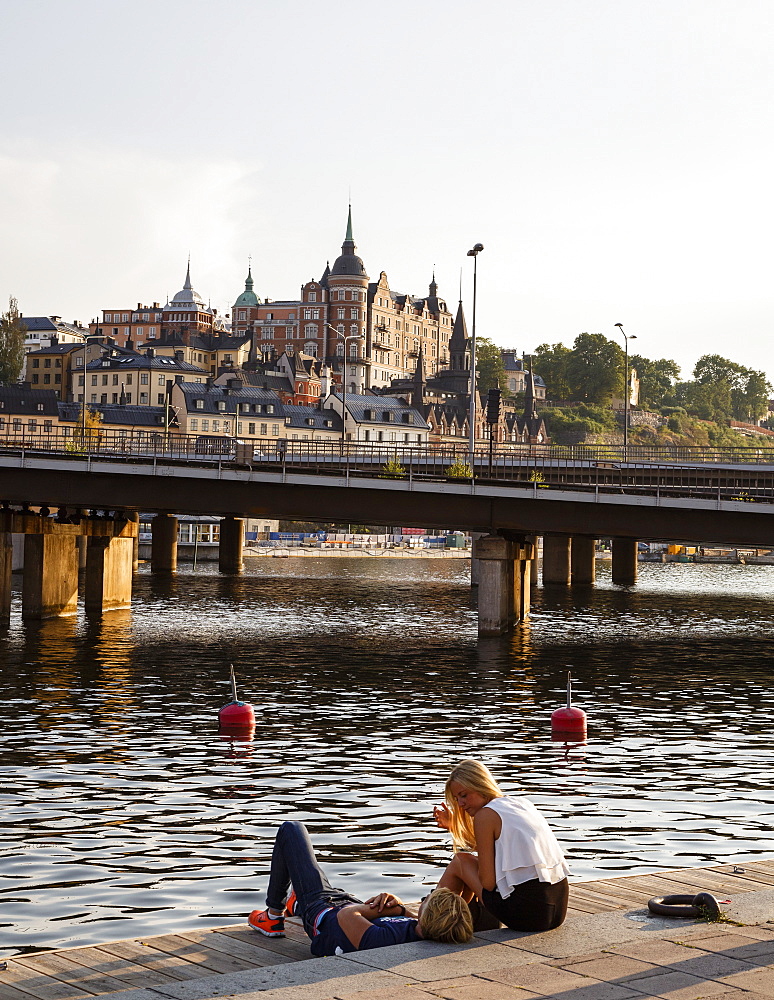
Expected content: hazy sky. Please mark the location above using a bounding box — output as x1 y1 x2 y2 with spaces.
2 0 773 380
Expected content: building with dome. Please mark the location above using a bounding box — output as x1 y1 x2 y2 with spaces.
237 208 456 394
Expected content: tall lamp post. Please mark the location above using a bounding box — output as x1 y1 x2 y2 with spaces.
467 243 484 472
614 323 637 454
327 325 360 447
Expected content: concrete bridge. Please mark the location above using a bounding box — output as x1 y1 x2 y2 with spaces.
3 433 774 632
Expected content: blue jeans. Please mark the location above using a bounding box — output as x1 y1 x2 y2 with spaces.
265 821 361 939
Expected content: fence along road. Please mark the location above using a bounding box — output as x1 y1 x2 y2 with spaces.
2 431 774 546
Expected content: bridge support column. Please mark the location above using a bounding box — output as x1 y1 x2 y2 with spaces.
475 534 516 633
469 531 483 587
571 536 597 585
542 535 571 585
151 514 178 574
1 531 13 620
219 516 244 574
516 541 532 619
612 537 638 586
526 535 539 587
22 534 79 618
127 512 140 572
85 535 134 613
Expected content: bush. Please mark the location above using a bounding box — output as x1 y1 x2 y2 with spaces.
445 459 472 478
380 457 406 479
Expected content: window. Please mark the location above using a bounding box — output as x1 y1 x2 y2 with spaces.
158 375 166 385
272 423 279 435
350 308 359 319
43 374 50 384
127 374 132 384
337 308 345 319
91 375 98 385
140 392 148 403
112 374 119 385
308 291 317 302
261 328 273 340
76 357 83 367
44 358 51 368
217 401 226 411
148 327 157 338
195 399 204 409
190 418 198 430
55 374 61 383
259 422 266 435
100 393 107 403
44 420 52 432
238 310 246 320
112 393 118 403
102 374 108 385
32 374 39 384
157 394 165 404
212 420 219 432
140 373 149 384
249 422 257 434
201 419 209 430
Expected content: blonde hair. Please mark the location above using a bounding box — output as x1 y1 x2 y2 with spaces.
419 888 473 944
444 759 503 851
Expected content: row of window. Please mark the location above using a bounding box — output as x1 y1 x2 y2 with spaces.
104 312 162 322
0 418 54 431
31 374 61 384
31 358 62 368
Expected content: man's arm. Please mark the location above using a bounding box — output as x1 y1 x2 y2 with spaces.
336 893 416 949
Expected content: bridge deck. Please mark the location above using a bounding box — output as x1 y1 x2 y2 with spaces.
2 859 773 1000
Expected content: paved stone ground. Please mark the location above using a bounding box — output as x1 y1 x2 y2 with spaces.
86 890 774 1000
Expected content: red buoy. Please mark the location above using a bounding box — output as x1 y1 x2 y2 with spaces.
551 671 587 740
219 665 255 732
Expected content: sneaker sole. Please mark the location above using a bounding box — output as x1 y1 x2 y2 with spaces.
248 922 285 938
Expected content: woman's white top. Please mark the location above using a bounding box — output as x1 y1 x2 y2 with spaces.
484 795 570 898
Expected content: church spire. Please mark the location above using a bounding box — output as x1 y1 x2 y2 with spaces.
345 203 353 242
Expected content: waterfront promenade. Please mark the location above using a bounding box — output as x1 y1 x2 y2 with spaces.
3 861 773 1000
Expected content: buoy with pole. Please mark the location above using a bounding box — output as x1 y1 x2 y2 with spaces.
218 664 255 732
551 671 587 739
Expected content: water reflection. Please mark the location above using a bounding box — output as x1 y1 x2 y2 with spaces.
0 558 773 955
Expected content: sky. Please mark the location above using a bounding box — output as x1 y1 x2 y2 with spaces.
1 0 773 381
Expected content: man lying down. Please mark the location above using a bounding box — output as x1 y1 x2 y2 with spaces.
248 821 473 955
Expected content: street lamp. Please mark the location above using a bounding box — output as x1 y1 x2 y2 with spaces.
614 323 637 453
326 324 360 446
467 243 484 472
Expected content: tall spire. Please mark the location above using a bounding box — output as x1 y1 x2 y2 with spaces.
429 271 438 297
184 255 192 290
245 263 254 292
345 203 353 242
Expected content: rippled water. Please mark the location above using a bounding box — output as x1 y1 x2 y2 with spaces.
1 558 773 956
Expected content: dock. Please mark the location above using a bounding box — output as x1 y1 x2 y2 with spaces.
2 859 773 1000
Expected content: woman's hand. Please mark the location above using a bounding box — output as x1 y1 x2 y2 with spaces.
433 802 452 829
364 892 403 912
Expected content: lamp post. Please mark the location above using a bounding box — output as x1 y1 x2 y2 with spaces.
327 325 360 447
467 243 484 472
614 323 637 454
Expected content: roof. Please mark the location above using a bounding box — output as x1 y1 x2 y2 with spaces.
86 352 207 373
18 317 58 332
174 381 284 415
331 391 430 428
0 385 59 416
58 403 169 427
284 405 341 431
232 370 294 393
233 266 260 309
329 206 368 279
26 342 85 355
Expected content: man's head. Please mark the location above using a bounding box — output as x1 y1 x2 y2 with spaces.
417 888 474 944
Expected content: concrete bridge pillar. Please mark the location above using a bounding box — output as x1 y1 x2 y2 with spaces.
1 531 13 620
473 534 533 633
571 536 597 585
475 534 516 633
151 514 178 574
22 534 79 618
526 535 539 587
469 531 483 587
127 512 140 572
85 535 134 613
612 537 638 585
219 516 244 574
542 535 571 585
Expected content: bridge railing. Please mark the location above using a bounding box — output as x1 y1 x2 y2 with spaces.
3 429 774 504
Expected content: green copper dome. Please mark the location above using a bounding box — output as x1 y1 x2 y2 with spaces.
233 265 260 308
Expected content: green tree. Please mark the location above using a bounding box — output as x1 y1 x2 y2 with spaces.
564 333 623 404
532 342 572 400
629 354 681 409
0 296 27 385
676 354 772 423
475 337 507 393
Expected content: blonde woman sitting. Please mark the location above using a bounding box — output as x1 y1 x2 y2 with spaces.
434 759 570 932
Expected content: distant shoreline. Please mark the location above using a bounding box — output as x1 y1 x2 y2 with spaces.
244 547 470 558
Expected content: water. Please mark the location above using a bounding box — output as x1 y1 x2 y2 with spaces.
1 558 774 956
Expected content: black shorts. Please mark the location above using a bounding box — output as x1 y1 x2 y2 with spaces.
481 877 569 932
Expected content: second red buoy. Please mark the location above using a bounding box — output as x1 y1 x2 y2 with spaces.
218 664 255 731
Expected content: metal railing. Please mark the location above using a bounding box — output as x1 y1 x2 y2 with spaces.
3 428 774 506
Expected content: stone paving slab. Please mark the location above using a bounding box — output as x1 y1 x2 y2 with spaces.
339 940 542 981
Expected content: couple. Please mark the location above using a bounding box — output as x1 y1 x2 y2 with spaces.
248 759 570 956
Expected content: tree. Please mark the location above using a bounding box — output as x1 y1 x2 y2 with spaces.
0 296 27 385
629 355 681 409
677 354 772 423
564 333 623 404
532 343 572 400
475 337 507 393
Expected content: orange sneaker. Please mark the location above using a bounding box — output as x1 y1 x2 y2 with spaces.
248 908 285 937
285 890 297 917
